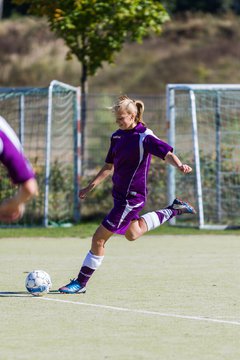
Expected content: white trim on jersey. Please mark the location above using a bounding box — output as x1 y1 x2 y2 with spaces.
0 138 3 154
0 116 22 154
125 128 153 197
117 200 144 229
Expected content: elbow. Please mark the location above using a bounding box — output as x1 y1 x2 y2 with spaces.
165 151 173 161
23 178 38 199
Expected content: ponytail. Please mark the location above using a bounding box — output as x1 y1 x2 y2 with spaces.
111 95 146 126
134 100 145 125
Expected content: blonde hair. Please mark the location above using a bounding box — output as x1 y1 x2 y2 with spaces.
111 95 146 125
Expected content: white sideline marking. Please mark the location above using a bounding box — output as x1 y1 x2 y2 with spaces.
39 297 240 327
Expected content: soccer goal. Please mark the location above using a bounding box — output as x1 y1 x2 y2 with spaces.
166 84 240 229
0 80 81 227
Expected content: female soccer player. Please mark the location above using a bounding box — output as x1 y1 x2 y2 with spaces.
0 115 38 222
59 95 196 294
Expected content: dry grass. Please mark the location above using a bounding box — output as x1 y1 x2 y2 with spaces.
1 13 240 93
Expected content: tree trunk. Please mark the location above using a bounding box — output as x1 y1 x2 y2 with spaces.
80 63 88 175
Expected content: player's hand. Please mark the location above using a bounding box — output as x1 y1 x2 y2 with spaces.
79 186 92 199
178 164 192 174
0 201 25 222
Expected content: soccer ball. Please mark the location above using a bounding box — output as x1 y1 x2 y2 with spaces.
25 270 52 296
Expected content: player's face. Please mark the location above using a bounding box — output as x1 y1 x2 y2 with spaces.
115 110 136 130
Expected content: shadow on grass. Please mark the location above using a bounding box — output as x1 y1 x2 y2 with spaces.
0 290 61 297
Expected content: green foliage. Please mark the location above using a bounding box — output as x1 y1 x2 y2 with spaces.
144 157 166 211
0 149 239 225
48 160 75 222
8 0 240 21
200 147 240 224
0 165 16 199
14 0 169 77
0 158 74 225
175 147 240 225
80 172 113 218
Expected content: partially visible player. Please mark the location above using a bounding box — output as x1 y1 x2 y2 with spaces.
59 95 196 294
0 115 38 222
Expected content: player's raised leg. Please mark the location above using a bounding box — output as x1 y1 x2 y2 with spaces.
125 198 196 241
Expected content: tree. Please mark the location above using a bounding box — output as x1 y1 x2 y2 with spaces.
14 0 169 168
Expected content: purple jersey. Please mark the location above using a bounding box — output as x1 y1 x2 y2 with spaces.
0 116 35 184
105 122 173 201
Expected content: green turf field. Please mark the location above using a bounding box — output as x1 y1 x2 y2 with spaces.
0 222 239 238
1 234 240 360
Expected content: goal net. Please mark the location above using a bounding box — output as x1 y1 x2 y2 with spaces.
0 81 81 227
166 84 240 229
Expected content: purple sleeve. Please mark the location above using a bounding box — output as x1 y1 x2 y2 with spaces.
5 154 35 184
0 134 35 184
144 134 173 160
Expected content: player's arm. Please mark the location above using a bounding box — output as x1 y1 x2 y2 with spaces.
79 163 114 199
11 178 38 204
165 151 192 174
144 133 192 173
0 178 38 222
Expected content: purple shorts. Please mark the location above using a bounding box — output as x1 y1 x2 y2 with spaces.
102 197 145 235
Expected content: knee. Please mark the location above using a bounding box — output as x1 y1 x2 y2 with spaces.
94 239 105 249
125 229 139 241
92 234 105 248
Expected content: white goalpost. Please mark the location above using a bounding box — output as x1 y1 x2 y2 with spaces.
166 84 240 229
44 80 81 227
0 80 81 227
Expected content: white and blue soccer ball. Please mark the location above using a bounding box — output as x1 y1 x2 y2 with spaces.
25 270 52 296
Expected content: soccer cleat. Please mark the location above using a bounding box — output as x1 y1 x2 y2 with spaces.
170 198 197 215
58 279 86 294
